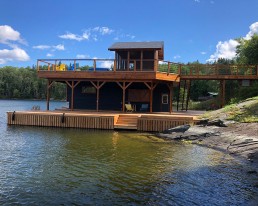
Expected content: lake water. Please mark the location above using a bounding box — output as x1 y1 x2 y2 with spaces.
0 100 257 205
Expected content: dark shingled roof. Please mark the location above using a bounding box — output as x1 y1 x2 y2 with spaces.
108 41 164 50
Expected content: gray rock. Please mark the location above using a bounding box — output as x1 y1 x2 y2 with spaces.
163 124 191 134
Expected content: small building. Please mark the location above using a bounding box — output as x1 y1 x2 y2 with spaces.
37 41 180 112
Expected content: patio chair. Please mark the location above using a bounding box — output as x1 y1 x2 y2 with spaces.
125 104 135 112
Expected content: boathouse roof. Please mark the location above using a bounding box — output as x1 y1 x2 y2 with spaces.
108 41 164 50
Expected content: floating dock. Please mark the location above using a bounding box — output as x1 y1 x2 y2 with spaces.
7 110 201 132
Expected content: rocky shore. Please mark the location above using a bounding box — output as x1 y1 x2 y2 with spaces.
157 120 258 173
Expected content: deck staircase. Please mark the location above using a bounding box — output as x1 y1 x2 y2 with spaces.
114 114 139 130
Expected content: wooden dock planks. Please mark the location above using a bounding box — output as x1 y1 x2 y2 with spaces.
7 111 197 132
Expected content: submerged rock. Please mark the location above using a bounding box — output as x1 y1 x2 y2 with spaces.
163 124 191 134
157 125 220 141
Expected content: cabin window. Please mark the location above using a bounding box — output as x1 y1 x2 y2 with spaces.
162 94 168 104
82 86 96 94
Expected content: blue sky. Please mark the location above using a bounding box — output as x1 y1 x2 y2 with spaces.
0 0 258 67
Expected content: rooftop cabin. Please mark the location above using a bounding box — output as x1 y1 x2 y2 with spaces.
37 41 179 82
108 41 164 71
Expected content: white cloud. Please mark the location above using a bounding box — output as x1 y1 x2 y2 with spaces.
207 39 239 62
207 22 258 62
33 44 65 51
100 60 113 68
245 22 258 40
53 44 65 51
46 53 53 57
33 45 51 50
76 54 90 59
174 55 181 59
0 25 24 45
82 32 90 40
0 47 30 64
194 0 200 3
59 32 84 41
201 51 207 55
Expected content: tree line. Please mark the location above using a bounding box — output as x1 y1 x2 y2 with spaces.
0 66 66 100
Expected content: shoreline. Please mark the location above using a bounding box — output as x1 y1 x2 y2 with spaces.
156 122 258 173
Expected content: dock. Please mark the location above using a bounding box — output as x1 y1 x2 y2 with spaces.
7 110 202 132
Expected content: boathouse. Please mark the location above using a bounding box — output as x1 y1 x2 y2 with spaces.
37 41 180 113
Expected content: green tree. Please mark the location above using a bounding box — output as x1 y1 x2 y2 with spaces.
236 34 258 64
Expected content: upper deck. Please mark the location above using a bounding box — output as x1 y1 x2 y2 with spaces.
37 58 180 82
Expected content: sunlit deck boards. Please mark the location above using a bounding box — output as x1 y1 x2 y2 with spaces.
7 111 201 132
37 71 180 82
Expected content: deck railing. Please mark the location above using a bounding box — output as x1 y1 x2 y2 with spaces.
179 64 258 76
37 58 179 74
37 59 258 78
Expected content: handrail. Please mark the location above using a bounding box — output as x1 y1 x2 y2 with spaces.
37 58 258 77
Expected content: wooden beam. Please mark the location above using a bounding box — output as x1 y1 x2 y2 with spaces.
167 83 173 113
140 51 143 71
71 81 74 110
116 81 132 112
46 80 51 111
220 80 226 108
186 80 191 111
127 51 130 71
181 80 187 110
144 82 157 113
90 81 106 111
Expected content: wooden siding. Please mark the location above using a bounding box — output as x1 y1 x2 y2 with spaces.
7 112 114 129
7 111 199 132
137 115 194 132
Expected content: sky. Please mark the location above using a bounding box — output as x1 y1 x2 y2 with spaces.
0 0 258 67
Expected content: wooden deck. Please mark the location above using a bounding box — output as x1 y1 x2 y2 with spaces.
38 70 180 82
7 110 202 132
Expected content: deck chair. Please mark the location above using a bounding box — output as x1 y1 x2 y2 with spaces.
125 104 135 112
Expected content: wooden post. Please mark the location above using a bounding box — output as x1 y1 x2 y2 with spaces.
90 81 106 111
181 80 187 110
150 83 153 113
176 81 181 111
65 81 80 110
220 80 226 108
71 81 74 110
168 62 170 75
116 82 132 112
114 59 116 71
186 80 191 111
140 51 143 71
127 51 130 71
144 82 157 113
256 65 258 76
154 50 159 71
167 83 173 113
46 80 50 111
93 59 96 71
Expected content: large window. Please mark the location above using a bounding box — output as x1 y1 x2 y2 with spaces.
82 86 96 94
